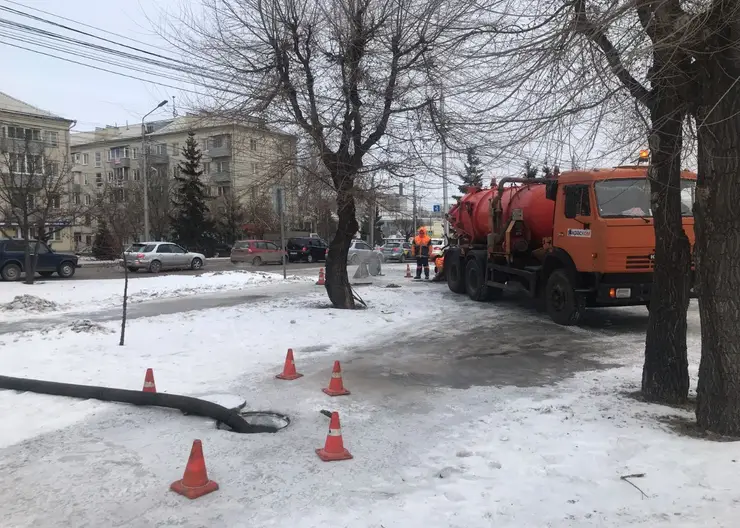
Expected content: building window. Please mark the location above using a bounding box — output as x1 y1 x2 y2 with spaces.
155 144 167 155
84 173 90 185
73 153 81 164
216 160 230 173
114 167 128 182
85 194 91 206
45 161 59 178
82 153 89 165
132 169 140 181
173 166 180 178
50 194 61 209
132 148 138 159
202 162 210 175
73 171 82 184
85 235 92 246
172 142 180 155
95 173 103 187
84 214 91 226
46 131 59 147
251 162 258 175
73 193 81 205
95 152 102 167
250 138 257 151
7 126 41 141
8 153 26 173
108 147 129 160
209 136 224 149
217 185 230 196
107 171 113 182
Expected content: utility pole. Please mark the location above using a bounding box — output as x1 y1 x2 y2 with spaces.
141 100 168 241
369 175 375 248
440 89 449 239
412 180 417 233
277 188 287 279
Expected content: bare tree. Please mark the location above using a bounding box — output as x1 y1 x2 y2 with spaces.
166 0 483 308
93 181 144 254
0 138 80 283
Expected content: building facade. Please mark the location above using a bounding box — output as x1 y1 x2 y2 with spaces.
70 114 297 250
0 92 76 251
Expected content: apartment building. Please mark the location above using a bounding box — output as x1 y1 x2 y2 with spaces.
0 91 76 251
70 114 297 247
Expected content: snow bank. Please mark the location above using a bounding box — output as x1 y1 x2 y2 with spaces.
0 270 313 317
0 284 438 448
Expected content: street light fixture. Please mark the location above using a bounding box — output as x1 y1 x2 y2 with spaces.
141 99 169 241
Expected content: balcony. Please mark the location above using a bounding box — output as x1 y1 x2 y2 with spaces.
146 152 169 165
0 137 45 154
107 157 132 168
207 144 231 158
210 171 232 183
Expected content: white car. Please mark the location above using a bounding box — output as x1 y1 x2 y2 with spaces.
348 239 383 265
430 238 445 258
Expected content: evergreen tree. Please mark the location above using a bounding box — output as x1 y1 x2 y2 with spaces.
92 221 117 260
170 131 211 250
523 160 539 179
453 147 484 201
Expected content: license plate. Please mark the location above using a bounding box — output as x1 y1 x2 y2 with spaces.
290 252 297 255
615 288 631 299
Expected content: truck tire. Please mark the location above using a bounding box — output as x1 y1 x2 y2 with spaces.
446 250 465 294
465 258 500 301
545 269 583 325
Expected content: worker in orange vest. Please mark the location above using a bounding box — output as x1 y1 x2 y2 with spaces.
411 227 433 279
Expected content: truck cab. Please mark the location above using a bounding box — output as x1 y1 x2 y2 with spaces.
548 167 696 313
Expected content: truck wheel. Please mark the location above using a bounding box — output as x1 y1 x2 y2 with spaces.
465 258 499 301
545 269 583 325
446 251 465 294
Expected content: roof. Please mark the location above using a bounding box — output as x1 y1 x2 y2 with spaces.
0 91 71 122
71 114 295 148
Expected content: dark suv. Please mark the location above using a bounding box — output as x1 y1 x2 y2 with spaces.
286 237 328 263
0 239 80 281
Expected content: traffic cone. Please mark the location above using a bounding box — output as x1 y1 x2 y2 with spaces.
170 439 219 499
316 268 325 286
316 411 353 462
405 264 412 278
322 360 350 396
142 368 156 393
276 348 303 380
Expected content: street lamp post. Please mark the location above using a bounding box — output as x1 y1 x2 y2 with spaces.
141 100 168 241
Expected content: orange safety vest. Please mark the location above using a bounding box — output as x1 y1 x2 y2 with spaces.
412 235 432 257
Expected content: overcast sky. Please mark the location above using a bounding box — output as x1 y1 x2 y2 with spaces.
0 0 512 209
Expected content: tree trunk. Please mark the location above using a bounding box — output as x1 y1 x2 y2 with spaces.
325 174 359 309
694 35 740 434
641 95 691 403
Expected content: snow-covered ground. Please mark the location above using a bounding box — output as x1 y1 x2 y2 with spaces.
0 279 732 527
0 269 314 319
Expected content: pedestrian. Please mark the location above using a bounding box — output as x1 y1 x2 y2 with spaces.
411 227 432 279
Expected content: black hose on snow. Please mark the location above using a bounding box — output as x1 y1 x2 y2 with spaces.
0 375 277 434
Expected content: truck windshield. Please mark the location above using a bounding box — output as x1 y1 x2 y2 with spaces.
595 178 695 218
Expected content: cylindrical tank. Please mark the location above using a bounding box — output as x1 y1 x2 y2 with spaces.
449 184 555 246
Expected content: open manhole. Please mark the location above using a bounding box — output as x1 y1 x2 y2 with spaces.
217 411 291 433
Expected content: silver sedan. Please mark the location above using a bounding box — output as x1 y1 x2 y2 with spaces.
121 242 206 273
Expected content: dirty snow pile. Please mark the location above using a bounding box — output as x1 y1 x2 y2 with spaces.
0 270 314 317
1 295 59 313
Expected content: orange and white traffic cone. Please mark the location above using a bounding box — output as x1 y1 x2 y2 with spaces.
170 439 219 499
276 348 303 380
142 368 157 393
316 268 325 286
405 264 412 278
316 411 353 462
322 360 350 396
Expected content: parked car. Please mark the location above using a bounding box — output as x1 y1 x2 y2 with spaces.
230 240 287 266
286 237 328 263
381 241 412 262
0 239 80 281
196 242 232 258
431 238 445 258
348 239 382 265
122 242 206 273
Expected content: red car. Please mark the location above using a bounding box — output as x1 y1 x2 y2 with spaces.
230 240 287 266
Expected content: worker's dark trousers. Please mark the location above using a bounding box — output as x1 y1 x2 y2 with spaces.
416 257 430 279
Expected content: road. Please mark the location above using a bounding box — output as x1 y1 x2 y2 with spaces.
71 259 325 281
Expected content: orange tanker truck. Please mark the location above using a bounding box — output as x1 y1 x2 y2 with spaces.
444 158 696 325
